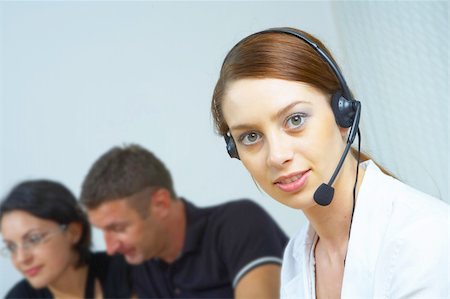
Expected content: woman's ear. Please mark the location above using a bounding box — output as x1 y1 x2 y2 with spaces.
66 222 83 245
339 126 349 141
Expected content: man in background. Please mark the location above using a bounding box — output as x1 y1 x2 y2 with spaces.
80 144 288 298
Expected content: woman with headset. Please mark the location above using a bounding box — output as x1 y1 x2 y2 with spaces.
0 180 133 298
211 27 449 298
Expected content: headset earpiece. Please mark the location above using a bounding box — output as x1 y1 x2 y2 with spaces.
224 134 240 159
331 91 358 128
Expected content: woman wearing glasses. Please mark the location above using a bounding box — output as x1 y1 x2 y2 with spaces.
0 180 133 298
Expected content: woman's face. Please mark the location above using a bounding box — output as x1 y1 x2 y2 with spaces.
0 211 79 289
222 78 347 210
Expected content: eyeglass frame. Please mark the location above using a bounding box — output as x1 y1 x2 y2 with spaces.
0 224 67 258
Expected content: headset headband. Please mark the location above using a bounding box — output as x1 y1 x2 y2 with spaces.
249 27 352 100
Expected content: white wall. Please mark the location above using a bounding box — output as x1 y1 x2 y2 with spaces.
333 1 448 201
0 1 447 296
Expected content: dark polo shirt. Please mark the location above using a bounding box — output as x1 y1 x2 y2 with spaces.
132 199 288 298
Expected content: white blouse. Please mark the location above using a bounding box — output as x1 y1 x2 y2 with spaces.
281 160 449 298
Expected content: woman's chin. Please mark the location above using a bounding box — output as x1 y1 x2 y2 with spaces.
27 277 49 290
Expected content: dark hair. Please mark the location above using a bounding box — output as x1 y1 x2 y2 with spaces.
0 180 91 267
80 144 177 209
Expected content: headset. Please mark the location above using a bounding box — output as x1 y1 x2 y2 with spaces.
224 27 361 206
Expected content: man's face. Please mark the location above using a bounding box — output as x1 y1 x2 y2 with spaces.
88 198 166 265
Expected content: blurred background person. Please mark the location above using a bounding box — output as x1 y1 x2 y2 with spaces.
0 180 133 298
80 144 288 299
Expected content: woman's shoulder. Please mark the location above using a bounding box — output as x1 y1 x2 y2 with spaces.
369 165 449 266
362 160 448 221
382 172 449 229
5 279 52 299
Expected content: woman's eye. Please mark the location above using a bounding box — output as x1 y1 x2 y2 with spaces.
6 243 17 252
240 132 261 145
286 113 306 129
27 234 44 245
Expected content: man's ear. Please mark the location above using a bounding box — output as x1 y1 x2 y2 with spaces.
149 188 172 219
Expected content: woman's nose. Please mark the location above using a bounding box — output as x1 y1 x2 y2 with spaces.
14 246 33 264
266 133 294 168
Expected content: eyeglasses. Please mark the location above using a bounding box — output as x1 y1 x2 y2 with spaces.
0 224 67 258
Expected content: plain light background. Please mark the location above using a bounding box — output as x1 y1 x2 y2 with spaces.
0 1 448 296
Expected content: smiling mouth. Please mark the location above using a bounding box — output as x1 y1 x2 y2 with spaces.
274 170 311 192
278 173 302 184
25 266 42 277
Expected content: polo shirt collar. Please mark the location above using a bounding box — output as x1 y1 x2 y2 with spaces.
179 198 207 256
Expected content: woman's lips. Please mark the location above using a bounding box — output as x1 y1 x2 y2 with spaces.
24 266 42 277
274 170 311 192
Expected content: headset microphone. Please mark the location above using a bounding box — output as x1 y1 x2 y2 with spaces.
313 102 360 206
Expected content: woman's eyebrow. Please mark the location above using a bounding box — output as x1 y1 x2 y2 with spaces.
273 100 311 121
229 100 310 132
22 229 42 238
2 229 38 243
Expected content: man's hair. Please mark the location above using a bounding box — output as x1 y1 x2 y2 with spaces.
80 144 177 209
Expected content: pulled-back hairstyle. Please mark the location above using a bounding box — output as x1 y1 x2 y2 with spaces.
0 180 91 267
80 144 177 210
212 27 374 163
212 27 342 136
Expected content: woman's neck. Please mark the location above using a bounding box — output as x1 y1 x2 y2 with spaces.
305 158 365 251
48 263 89 299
